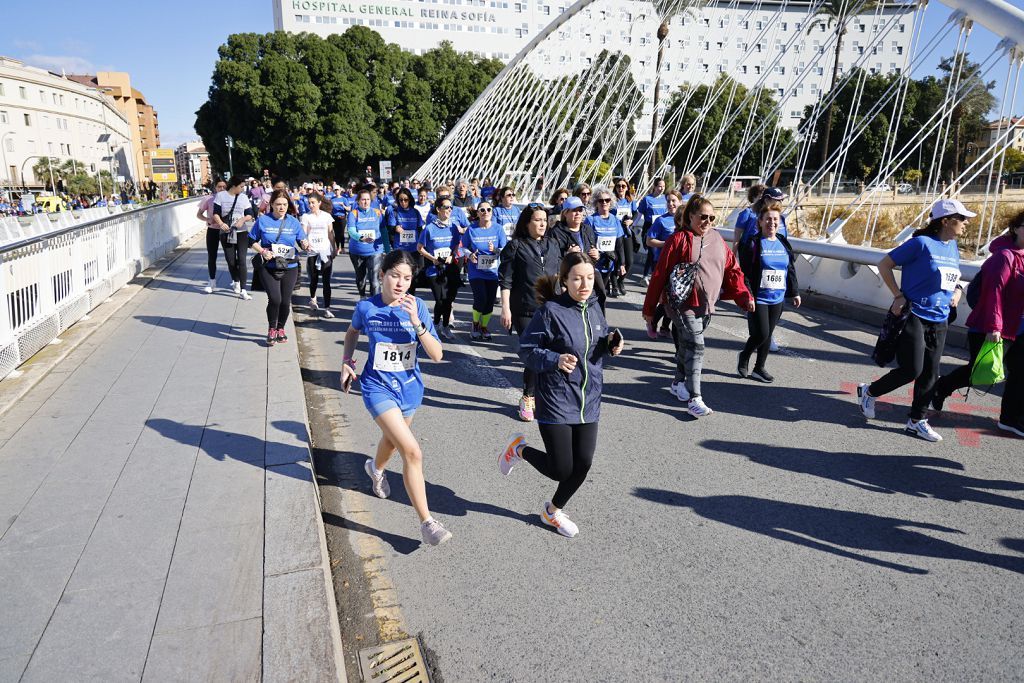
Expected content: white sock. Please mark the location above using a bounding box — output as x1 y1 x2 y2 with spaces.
421 516 435 526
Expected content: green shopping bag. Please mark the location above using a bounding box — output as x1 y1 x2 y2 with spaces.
970 339 1005 386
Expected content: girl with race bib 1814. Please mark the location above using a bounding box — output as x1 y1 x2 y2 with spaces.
857 198 970 442
341 250 452 546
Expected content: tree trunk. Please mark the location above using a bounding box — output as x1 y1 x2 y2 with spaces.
819 25 845 175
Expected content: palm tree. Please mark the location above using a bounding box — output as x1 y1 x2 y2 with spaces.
809 0 878 172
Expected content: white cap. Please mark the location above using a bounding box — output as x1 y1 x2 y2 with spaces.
930 198 977 220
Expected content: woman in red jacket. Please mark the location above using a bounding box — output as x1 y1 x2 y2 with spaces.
643 195 754 418
932 211 1024 437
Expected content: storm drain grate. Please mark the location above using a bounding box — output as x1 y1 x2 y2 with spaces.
358 638 430 683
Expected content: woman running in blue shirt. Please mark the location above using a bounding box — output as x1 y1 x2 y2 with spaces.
461 200 507 340
857 199 970 442
348 190 387 297
585 189 627 299
612 178 636 295
249 190 311 345
341 250 451 546
387 188 425 295
492 187 522 240
417 198 462 340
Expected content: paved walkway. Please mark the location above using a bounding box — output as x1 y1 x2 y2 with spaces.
0 244 342 682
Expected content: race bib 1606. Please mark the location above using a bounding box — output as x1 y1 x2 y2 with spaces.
759 269 786 290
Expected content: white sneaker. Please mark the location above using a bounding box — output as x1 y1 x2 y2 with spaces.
364 459 390 498
669 381 690 402
687 396 714 417
857 383 876 419
232 281 241 294
421 518 452 546
642 275 652 286
309 296 319 310
541 502 579 538
239 289 251 300
769 336 780 352
321 309 334 319
905 419 942 442
203 279 215 294
498 434 525 476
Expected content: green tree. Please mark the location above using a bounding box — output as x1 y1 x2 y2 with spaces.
664 75 795 179
808 0 879 168
1001 148 1024 174
937 53 996 180
415 41 503 136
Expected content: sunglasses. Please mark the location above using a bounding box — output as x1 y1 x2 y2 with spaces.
597 198 612 203
698 213 716 222
580 192 592 197
615 184 627 188
478 207 492 212
569 207 585 213
527 202 545 210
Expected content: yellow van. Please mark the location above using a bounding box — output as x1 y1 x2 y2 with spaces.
36 195 68 212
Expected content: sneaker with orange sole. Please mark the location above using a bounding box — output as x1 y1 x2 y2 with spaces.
541 502 579 538
498 434 525 476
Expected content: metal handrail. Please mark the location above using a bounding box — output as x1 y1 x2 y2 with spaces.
0 197 200 254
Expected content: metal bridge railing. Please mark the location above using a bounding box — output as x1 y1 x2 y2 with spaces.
0 197 203 379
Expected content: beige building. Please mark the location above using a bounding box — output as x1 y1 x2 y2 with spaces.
175 141 210 190
68 72 160 184
0 56 134 191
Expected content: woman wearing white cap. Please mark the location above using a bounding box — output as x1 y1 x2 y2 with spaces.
857 198 972 442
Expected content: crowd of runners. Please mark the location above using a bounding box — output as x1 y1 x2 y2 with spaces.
198 173 1024 545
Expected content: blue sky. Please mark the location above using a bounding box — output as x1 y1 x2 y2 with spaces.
0 0 1014 150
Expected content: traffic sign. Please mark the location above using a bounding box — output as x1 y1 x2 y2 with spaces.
151 148 177 183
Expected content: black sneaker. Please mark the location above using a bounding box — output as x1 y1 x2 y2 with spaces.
750 367 774 383
737 352 750 378
997 420 1024 438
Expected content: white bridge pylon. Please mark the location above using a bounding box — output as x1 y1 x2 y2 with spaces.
415 0 1024 249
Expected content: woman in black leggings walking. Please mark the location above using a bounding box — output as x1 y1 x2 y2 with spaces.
498 252 624 538
248 190 311 345
197 179 227 293
737 202 800 383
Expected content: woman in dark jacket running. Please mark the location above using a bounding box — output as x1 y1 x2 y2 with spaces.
498 252 624 538
737 202 801 383
499 204 563 421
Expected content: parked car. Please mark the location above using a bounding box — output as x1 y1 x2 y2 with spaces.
896 182 915 194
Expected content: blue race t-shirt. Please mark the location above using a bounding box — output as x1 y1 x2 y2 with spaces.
586 214 625 272
248 214 307 270
649 212 677 263
347 208 385 256
387 206 424 252
351 294 439 408
418 220 459 277
637 193 667 229
330 195 349 218
492 205 521 239
461 223 507 281
756 238 789 305
615 198 636 224
889 235 961 323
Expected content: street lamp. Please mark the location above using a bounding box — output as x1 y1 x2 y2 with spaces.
225 136 234 177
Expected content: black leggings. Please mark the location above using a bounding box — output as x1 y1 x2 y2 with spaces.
469 278 498 315
522 422 598 509
742 302 784 370
307 256 333 307
869 314 948 421
513 312 537 397
350 254 379 297
220 232 249 285
258 267 299 329
425 264 462 325
332 216 346 253
205 228 221 279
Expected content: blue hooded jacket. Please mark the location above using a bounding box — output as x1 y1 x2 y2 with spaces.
518 291 613 424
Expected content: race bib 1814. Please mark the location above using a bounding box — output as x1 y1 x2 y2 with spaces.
373 342 416 372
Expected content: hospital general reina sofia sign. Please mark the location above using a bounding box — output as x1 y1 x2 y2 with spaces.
291 0 498 23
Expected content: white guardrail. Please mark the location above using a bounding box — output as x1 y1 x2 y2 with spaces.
0 198 203 379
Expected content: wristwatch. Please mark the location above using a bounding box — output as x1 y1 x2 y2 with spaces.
415 322 428 336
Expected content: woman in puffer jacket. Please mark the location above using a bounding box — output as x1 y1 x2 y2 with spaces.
932 210 1024 437
496 252 624 539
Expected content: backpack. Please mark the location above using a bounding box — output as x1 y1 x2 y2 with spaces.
666 235 704 313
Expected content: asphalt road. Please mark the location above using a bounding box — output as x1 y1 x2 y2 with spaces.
295 256 1023 682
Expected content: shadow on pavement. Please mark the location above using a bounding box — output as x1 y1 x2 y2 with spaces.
133 315 265 342
632 487 1024 575
321 510 421 555
701 439 1024 510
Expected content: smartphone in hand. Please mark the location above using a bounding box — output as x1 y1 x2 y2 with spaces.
608 328 623 351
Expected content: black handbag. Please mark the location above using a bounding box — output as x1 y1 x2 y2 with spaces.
872 303 910 367
666 234 703 314
251 216 290 290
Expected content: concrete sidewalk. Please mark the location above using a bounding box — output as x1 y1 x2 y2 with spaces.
0 245 343 682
